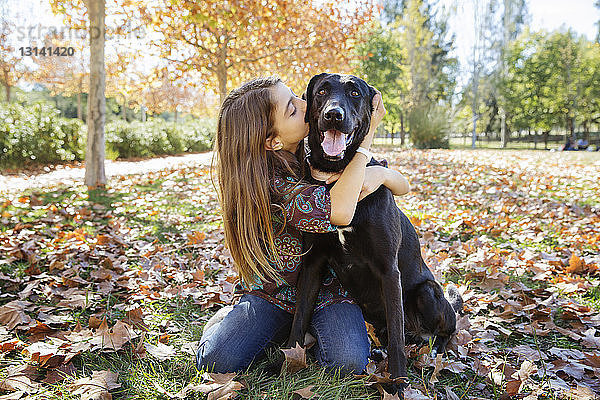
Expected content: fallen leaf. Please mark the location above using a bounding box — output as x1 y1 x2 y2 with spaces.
144 341 176 361
43 362 76 384
0 301 32 330
0 364 40 394
444 387 460 400
70 370 120 400
292 385 318 399
403 386 433 400
566 254 586 274
91 320 137 352
281 344 308 374
428 354 443 384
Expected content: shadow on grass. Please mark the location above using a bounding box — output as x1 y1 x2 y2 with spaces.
87 187 128 210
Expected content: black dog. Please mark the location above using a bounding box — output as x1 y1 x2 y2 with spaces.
286 73 461 391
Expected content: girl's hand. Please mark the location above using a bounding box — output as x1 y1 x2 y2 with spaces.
327 164 411 198
325 166 383 197
360 90 386 150
358 165 386 201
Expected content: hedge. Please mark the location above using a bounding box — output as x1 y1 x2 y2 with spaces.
105 117 215 159
0 102 215 169
0 102 85 167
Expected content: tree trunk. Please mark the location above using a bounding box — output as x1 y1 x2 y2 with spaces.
500 108 507 148
400 112 405 146
584 121 590 143
4 83 10 102
77 92 82 120
121 98 127 121
174 110 178 124
141 105 146 122
217 67 227 106
569 116 575 139
84 0 106 188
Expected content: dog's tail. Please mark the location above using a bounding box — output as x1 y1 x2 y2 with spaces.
445 284 464 315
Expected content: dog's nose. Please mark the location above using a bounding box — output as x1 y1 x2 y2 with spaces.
324 106 345 122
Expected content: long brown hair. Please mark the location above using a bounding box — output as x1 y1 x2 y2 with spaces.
213 77 308 286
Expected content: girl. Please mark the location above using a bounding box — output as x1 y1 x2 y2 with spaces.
197 76 410 375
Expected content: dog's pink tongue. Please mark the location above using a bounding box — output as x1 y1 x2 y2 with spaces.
322 130 345 156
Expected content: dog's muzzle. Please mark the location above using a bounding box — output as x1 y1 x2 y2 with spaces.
320 129 354 159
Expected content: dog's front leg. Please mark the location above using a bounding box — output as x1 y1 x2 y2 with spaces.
382 267 408 382
287 253 327 348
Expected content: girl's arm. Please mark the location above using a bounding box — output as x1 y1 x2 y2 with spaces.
359 166 410 201
328 93 385 226
325 165 411 200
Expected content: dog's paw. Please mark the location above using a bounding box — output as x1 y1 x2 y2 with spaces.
370 347 387 363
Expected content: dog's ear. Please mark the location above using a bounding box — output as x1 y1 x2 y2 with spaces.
304 73 328 123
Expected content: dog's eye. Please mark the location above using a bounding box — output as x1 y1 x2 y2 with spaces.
317 89 327 96
351 90 360 97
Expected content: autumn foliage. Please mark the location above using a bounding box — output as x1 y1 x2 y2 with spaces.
141 0 375 103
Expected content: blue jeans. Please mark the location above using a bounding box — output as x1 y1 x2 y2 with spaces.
196 294 370 375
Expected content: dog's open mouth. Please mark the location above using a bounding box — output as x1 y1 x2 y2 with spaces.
320 129 354 159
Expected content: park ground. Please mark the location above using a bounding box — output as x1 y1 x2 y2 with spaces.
0 148 599 399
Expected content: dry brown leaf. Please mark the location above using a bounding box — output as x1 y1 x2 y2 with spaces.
23 341 65 368
0 391 26 400
89 316 103 330
567 254 586 274
56 294 89 309
91 320 137 352
281 344 308 374
581 328 600 349
292 385 318 399
0 301 32 330
70 370 120 400
444 387 460 400
123 308 148 330
173 373 243 400
0 339 24 353
403 386 433 400
43 362 76 384
516 360 537 381
428 354 443 384
565 384 597 400
144 341 176 361
505 379 522 396
0 364 40 394
192 268 205 282
381 389 402 400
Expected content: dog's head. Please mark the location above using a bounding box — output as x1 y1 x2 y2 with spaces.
406 280 458 356
304 73 376 172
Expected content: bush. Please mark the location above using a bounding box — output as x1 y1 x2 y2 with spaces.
0 101 215 168
408 104 450 149
0 102 85 168
105 117 215 159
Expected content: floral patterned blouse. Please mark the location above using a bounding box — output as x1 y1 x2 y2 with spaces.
241 175 354 313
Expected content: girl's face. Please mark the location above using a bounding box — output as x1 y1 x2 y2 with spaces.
269 82 308 152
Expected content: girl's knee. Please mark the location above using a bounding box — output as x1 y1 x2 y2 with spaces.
196 340 249 373
319 350 369 375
